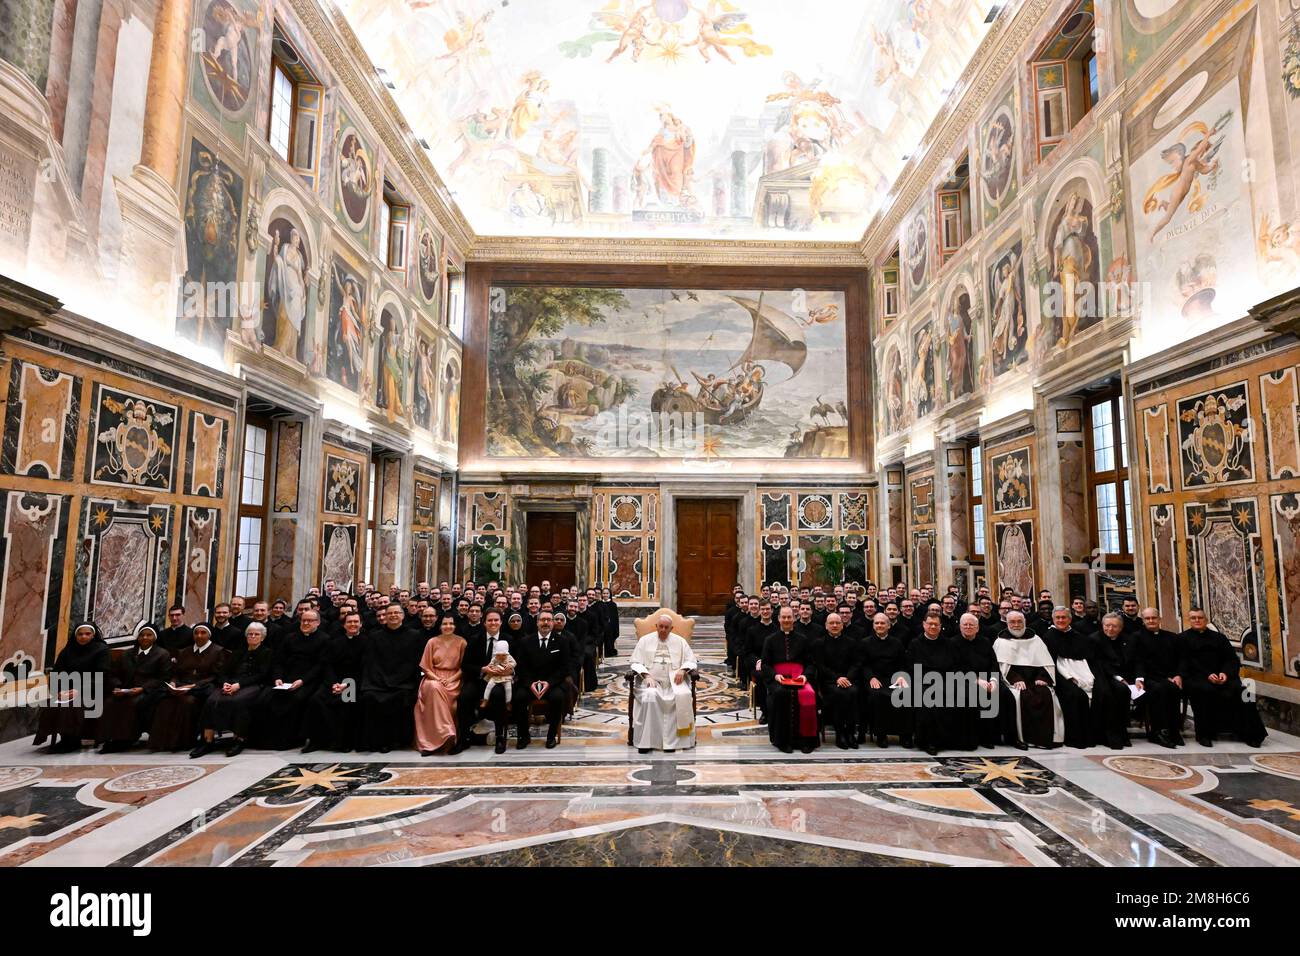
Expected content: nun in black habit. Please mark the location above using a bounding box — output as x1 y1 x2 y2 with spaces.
34 622 111 752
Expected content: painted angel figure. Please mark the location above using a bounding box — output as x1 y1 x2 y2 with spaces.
1142 115 1231 243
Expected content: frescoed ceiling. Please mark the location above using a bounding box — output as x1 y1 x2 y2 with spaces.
334 0 1001 241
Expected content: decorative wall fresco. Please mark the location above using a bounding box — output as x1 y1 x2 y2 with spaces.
261 215 312 364
326 255 368 392
986 239 1027 378
179 140 244 351
485 285 849 460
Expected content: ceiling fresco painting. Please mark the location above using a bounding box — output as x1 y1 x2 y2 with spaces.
335 0 998 240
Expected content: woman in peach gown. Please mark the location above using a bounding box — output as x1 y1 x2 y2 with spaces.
414 615 467 755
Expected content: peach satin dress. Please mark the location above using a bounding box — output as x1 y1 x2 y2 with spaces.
414 635 466 752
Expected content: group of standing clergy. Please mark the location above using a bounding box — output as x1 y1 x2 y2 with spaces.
723 583 1268 755
32 579 623 758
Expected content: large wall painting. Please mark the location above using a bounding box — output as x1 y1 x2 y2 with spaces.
485 285 849 460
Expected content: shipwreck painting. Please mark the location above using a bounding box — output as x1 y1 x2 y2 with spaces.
485 285 849 460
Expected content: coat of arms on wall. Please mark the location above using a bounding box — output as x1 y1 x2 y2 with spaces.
323 454 360 515
991 447 1032 513
89 387 177 490
1178 385 1254 488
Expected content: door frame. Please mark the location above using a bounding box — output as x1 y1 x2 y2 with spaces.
660 483 756 610
516 501 586 588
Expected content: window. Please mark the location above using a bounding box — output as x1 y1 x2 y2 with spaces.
266 27 323 187
969 444 985 561
1029 1 1097 162
446 265 465 339
1085 392 1132 562
379 183 409 271
269 64 294 162
936 156 972 264
235 418 271 601
881 245 900 328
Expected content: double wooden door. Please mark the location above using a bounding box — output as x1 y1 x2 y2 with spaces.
525 512 577 590
675 499 737 615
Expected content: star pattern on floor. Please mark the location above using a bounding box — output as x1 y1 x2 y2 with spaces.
0 813 45 830
260 764 365 797
947 757 1051 790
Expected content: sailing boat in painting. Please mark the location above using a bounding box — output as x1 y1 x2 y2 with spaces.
650 293 808 426
485 285 847 460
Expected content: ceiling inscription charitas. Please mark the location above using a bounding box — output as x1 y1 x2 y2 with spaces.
334 0 997 243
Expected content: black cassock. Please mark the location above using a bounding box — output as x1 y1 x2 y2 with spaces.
746 618 778 715
1179 627 1267 746
1089 632 1133 749
949 634 1000 749
149 643 229 750
200 644 274 738
859 633 912 742
260 630 326 749
99 644 173 746
815 633 860 740
761 630 819 752
1130 627 1183 740
1043 627 1096 748
302 631 366 751
360 624 426 751
906 634 957 751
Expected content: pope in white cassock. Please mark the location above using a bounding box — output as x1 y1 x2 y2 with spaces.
630 615 698 752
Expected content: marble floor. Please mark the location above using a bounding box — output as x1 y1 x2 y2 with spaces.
2 620 1298 867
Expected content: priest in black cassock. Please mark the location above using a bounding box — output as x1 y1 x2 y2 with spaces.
1089 613 1134 750
1132 608 1184 748
907 613 958 755
949 613 1001 750
860 613 911 748
301 610 366 753
1179 608 1267 747
762 606 820 754
261 608 326 749
993 611 1062 748
816 613 860 749
360 604 425 752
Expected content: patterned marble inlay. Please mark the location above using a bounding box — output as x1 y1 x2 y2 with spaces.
1103 756 1194 781
0 767 42 791
104 766 207 793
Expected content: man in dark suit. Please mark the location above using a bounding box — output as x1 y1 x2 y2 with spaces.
515 610 569 749
600 588 620 657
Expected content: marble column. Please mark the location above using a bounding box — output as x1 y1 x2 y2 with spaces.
112 0 190 335
936 442 972 596
589 148 609 214
730 151 747 218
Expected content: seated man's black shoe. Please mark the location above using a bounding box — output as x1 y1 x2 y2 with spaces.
494 738 507 754
225 739 246 757
516 736 530 750
300 742 317 754
800 743 816 754
189 741 213 759
899 735 914 748
638 748 651 754
545 735 558 749
848 737 860 750
779 745 794 754
1196 735 1213 747
924 744 938 756
875 735 888 748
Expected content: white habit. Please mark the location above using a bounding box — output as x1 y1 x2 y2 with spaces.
629 632 697 750
993 634 1065 745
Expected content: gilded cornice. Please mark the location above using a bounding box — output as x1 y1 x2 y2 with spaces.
292 0 475 254
859 0 1056 262
467 235 868 268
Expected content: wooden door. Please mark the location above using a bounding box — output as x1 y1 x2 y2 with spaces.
676 499 737 615
525 512 577 590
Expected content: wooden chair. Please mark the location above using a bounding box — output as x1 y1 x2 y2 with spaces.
526 694 563 742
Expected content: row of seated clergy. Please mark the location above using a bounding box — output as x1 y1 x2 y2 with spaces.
745 605 1268 756
33 606 582 758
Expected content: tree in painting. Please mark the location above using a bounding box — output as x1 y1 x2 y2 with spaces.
487 286 632 455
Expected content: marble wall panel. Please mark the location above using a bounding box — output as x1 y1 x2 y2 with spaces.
273 420 302 513
0 490 70 679
178 506 219 624
1 359 79 480
184 411 226 498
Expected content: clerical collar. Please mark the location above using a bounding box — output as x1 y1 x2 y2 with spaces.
193 642 209 653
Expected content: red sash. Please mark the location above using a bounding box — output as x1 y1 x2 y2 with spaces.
774 662 818 738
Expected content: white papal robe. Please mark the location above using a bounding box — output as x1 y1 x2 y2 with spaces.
629 633 697 750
